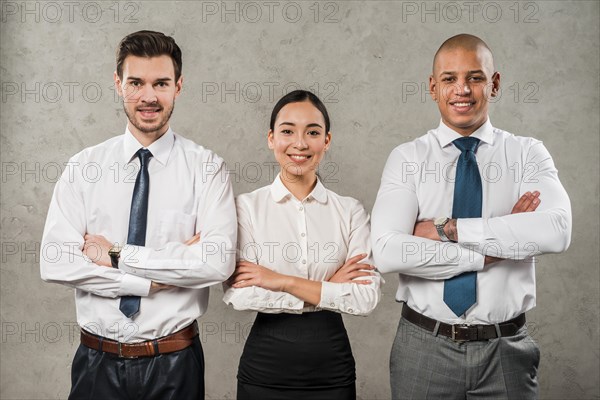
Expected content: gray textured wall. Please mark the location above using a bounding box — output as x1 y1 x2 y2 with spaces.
1 1 598 399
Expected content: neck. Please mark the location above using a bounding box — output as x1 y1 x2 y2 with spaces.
444 118 487 137
280 172 317 201
129 124 169 147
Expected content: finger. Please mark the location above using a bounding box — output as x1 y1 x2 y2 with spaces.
349 271 375 279
351 280 372 285
512 192 530 211
344 253 367 267
184 233 201 245
527 197 541 211
232 278 255 288
231 273 254 284
513 192 534 213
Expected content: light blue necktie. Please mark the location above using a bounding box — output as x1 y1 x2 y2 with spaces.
443 137 482 317
120 149 152 318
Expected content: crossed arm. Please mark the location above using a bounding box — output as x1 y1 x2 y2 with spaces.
372 142 572 279
413 191 541 265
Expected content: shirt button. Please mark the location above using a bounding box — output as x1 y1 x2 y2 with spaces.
301 233 306 237
268 303 273 307
348 308 353 313
288 302 294 307
330 303 335 307
299 207 304 211
302 259 306 264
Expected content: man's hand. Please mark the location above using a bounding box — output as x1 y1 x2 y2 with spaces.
83 234 113 267
228 261 291 291
328 253 374 284
486 191 541 265
511 191 540 213
149 233 200 291
184 233 201 245
413 220 439 241
413 191 542 244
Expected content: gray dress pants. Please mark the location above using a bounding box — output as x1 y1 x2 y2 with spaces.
390 317 539 399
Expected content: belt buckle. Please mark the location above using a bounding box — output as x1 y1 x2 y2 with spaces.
118 342 138 359
451 324 471 342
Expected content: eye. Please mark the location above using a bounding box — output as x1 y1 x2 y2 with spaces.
307 130 321 136
470 76 485 82
129 81 141 87
281 129 293 135
442 77 455 83
156 82 168 87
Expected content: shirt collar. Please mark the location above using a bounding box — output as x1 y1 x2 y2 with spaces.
434 118 495 148
123 127 175 165
270 173 328 204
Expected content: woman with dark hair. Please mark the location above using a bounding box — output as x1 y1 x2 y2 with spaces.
223 90 382 399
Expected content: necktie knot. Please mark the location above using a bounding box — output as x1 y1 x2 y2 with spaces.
137 148 153 166
453 137 480 153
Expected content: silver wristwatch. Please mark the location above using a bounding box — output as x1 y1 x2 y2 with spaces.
434 217 451 242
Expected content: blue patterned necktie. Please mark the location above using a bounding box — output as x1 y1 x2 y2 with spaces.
443 136 482 317
120 148 152 318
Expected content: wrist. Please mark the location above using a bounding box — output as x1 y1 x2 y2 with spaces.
445 219 458 242
281 275 296 293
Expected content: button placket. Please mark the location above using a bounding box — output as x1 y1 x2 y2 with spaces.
297 200 309 278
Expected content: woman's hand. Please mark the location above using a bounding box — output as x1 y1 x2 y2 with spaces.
229 261 292 292
328 253 375 284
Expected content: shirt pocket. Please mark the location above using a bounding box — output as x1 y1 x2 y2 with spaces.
156 209 196 246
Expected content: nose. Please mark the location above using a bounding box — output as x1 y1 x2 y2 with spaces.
455 79 471 96
139 84 158 104
294 134 308 149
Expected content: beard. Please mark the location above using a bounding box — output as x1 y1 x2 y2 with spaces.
123 101 175 135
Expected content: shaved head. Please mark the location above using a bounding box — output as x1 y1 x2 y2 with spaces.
433 34 494 75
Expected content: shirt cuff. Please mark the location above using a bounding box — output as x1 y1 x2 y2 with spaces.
457 243 485 272
117 273 151 296
319 281 354 313
119 245 151 276
457 218 484 246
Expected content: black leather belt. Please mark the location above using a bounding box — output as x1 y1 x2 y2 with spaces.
402 305 525 342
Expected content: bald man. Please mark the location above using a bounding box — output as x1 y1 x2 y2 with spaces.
372 34 572 399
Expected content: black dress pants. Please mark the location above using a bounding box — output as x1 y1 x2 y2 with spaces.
68 336 204 400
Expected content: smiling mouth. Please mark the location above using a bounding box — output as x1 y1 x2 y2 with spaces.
137 107 161 118
288 154 312 162
450 100 474 107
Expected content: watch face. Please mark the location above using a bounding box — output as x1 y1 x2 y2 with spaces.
434 217 448 226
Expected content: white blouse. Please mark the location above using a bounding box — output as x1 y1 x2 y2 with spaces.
223 174 382 316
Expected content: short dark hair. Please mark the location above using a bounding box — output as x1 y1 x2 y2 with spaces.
116 30 182 82
269 90 331 133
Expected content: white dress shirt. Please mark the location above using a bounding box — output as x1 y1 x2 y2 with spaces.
41 127 237 342
372 119 571 324
223 174 382 316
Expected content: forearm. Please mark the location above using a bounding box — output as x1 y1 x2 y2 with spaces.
119 237 236 288
40 249 151 297
372 232 484 279
282 276 322 306
458 209 571 260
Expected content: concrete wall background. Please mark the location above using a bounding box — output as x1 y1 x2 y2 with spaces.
1 1 598 399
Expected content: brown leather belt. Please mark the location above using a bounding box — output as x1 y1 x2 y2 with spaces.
402 306 525 342
80 321 198 358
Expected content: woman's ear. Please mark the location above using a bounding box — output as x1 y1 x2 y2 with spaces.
267 129 274 150
324 132 332 151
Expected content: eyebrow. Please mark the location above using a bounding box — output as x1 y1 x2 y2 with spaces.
126 77 173 82
278 122 323 128
440 70 486 76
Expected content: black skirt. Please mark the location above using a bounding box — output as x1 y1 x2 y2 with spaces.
237 311 356 400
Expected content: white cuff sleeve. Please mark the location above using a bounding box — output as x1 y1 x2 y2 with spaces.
117 273 151 296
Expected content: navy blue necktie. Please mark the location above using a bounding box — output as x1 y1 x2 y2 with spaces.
120 148 152 318
443 137 482 317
